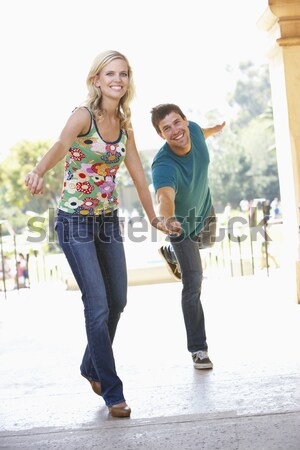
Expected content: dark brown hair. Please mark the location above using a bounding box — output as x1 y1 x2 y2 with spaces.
150 104 186 135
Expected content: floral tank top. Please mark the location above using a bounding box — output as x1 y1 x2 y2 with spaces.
57 108 127 215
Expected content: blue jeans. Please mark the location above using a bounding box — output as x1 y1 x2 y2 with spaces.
55 209 127 407
166 207 217 353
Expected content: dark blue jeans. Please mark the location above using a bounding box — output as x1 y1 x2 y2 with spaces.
55 209 127 407
166 207 217 353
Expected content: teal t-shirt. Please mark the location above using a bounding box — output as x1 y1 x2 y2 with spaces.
151 121 212 237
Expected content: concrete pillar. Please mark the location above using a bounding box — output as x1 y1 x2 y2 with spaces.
258 0 300 303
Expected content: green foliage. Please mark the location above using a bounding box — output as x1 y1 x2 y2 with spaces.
0 140 64 217
207 61 279 208
208 128 255 209
239 118 279 195
0 140 64 250
228 61 272 129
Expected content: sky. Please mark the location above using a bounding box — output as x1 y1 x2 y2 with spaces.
1 0 270 157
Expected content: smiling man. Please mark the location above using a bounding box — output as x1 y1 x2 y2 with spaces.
151 103 225 370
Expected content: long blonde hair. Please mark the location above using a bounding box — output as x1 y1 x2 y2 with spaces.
85 50 135 133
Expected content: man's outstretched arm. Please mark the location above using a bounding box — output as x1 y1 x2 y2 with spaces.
202 121 226 139
156 186 182 236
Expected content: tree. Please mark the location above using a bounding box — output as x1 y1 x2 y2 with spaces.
239 118 279 200
206 61 280 208
228 61 272 128
207 127 255 209
0 140 64 216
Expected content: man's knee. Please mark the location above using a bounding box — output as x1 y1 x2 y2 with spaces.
198 212 217 249
182 270 202 291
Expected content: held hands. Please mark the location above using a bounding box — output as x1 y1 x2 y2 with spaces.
151 217 168 234
25 170 44 195
152 217 182 236
165 217 182 237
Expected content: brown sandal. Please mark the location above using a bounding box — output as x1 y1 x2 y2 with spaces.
82 375 102 396
109 404 131 418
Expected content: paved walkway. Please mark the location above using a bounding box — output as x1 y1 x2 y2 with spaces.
0 269 300 449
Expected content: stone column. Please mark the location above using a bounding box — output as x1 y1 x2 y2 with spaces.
258 0 300 303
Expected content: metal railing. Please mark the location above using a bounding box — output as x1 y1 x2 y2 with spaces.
0 216 284 297
202 218 282 277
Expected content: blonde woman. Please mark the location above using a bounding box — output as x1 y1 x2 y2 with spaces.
25 50 165 418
